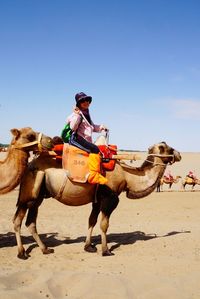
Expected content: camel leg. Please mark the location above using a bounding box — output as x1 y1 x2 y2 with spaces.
13 204 29 259
84 201 101 253
25 201 54 255
100 212 112 256
98 185 119 256
156 184 160 192
84 185 119 256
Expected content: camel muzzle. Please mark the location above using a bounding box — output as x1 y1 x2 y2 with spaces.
173 150 182 162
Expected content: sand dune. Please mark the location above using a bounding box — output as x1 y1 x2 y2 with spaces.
0 152 200 298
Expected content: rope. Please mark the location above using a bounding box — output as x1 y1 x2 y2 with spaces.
145 159 167 166
55 171 68 200
145 153 175 166
148 153 174 158
13 132 43 152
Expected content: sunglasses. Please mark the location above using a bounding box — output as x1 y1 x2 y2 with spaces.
79 99 91 104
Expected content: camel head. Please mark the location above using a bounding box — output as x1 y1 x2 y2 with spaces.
148 141 181 165
10 127 53 152
125 142 181 200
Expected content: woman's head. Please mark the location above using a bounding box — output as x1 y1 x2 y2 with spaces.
75 92 92 109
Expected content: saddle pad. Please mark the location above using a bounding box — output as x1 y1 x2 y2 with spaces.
62 144 90 183
98 144 117 171
52 144 64 161
163 176 173 182
186 177 194 184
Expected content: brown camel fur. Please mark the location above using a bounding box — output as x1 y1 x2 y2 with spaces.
156 175 182 192
182 177 200 190
13 141 181 259
0 127 53 194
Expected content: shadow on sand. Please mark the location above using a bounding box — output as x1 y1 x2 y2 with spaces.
0 230 191 255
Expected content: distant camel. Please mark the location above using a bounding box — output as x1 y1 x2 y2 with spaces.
182 177 200 190
156 175 182 192
0 127 53 194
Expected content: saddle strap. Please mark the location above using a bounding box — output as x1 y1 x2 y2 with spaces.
55 171 69 200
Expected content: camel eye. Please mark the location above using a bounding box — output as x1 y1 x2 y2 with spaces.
27 133 36 142
159 145 165 153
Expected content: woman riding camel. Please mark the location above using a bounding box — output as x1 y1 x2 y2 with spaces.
164 170 173 181
66 92 108 185
187 170 196 180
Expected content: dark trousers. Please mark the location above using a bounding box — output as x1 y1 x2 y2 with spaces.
69 133 99 154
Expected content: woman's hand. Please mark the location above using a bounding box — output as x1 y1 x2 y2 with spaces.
100 125 108 131
73 107 80 114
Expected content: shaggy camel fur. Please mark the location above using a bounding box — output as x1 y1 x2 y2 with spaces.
12 141 181 259
0 127 53 194
156 175 182 192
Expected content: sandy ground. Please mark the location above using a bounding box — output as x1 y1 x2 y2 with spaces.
0 151 200 299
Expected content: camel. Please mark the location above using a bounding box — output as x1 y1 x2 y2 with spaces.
156 175 182 192
0 127 53 194
182 177 200 190
12 141 181 259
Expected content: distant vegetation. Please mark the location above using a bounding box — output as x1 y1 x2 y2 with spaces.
119 149 145 152
0 143 9 152
0 143 9 148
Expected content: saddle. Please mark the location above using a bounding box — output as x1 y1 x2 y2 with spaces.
98 144 117 171
52 143 117 183
186 176 195 183
164 176 173 182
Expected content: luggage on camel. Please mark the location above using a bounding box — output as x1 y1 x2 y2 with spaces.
61 143 117 184
51 138 140 184
62 143 90 183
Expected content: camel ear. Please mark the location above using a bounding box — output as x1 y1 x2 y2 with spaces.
10 128 20 138
148 145 153 154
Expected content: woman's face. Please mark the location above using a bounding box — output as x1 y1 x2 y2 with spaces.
78 99 91 110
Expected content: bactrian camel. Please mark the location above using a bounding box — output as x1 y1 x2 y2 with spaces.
156 175 182 192
12 141 181 259
0 127 53 195
182 177 200 190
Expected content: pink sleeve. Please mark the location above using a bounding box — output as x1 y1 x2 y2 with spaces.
93 123 101 133
67 113 82 131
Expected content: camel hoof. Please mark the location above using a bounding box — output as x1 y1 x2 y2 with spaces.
42 248 54 255
17 252 30 260
84 243 97 253
102 250 114 256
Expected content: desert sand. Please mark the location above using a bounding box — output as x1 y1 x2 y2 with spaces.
0 151 200 299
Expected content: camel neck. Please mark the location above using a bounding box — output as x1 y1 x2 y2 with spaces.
0 148 29 194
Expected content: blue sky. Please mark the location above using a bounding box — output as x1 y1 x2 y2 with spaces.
0 0 200 151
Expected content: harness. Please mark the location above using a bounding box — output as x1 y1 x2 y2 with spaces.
12 132 43 152
144 153 175 166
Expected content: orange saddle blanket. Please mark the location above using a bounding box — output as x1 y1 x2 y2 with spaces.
62 144 89 183
52 143 117 183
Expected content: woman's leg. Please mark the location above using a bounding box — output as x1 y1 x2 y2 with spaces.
70 133 99 153
70 134 107 184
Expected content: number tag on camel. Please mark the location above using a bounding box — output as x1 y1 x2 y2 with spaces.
62 144 90 183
